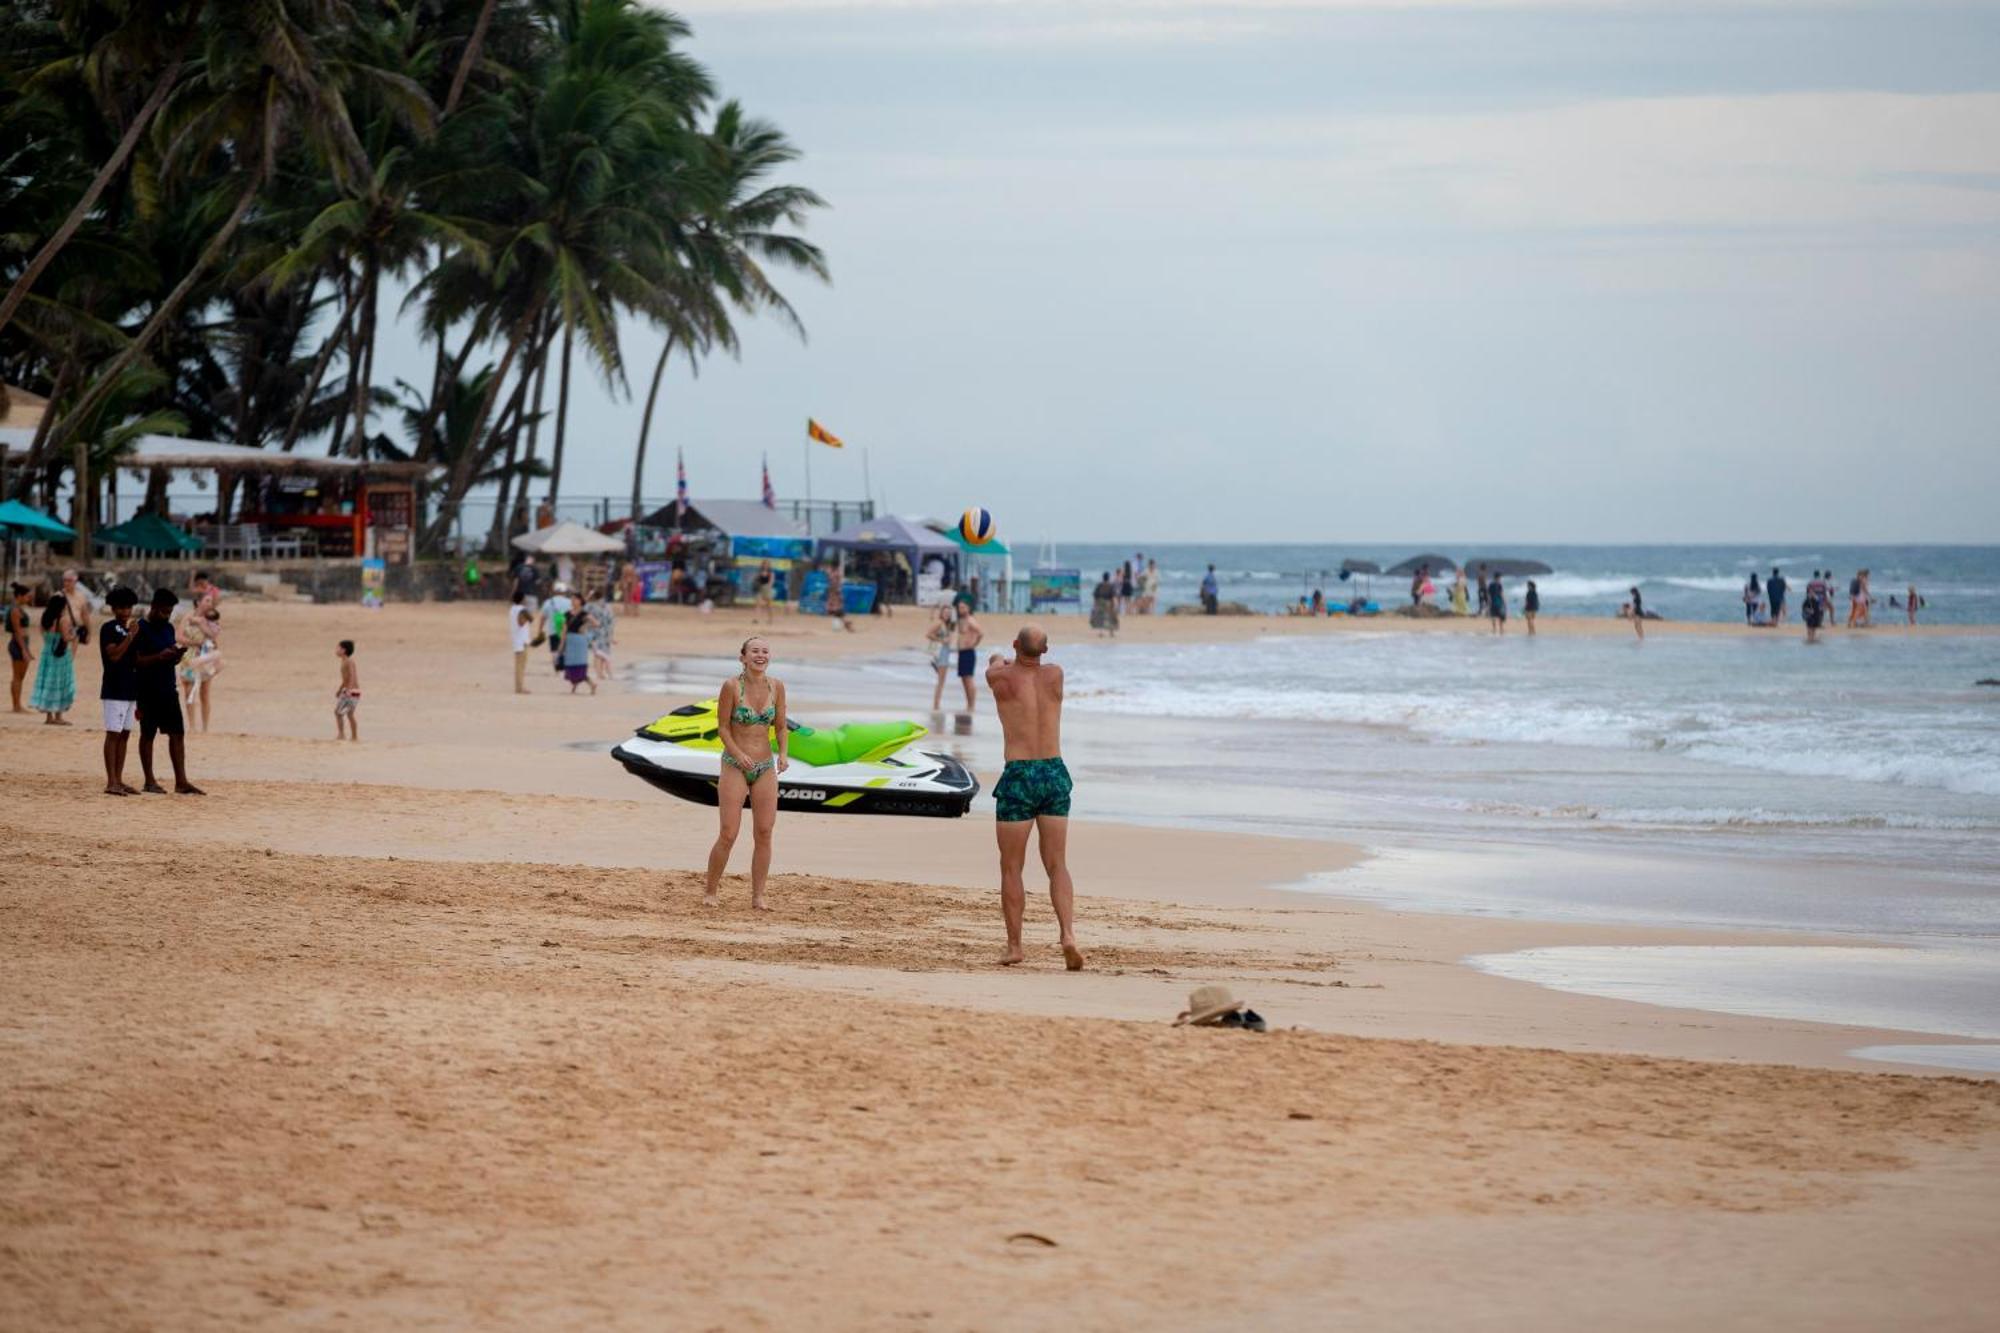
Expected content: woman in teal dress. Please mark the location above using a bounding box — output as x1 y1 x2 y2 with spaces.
31 595 76 724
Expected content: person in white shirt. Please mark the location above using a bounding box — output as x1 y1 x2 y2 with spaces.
510 593 536 694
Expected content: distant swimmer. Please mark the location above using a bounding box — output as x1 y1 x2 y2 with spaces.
987 625 1083 971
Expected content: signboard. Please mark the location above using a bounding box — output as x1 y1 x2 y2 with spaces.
637 561 676 601
732 534 812 561
1029 567 1082 611
375 529 410 565
360 557 386 610
798 571 876 616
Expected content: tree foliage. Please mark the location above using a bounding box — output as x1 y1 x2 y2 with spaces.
0 0 826 553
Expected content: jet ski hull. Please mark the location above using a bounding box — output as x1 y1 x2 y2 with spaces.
611 737 980 818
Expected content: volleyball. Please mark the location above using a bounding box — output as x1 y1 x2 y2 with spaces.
959 506 997 545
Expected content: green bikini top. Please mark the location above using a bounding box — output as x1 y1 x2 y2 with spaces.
731 673 777 725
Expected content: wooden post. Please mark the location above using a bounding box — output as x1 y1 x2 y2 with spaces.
73 430 91 559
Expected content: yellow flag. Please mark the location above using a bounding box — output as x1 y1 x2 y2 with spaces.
807 418 844 448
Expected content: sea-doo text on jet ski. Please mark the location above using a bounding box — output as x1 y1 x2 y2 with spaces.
611 701 979 817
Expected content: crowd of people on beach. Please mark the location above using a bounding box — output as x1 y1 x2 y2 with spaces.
10 570 218 794
1738 567 1921 641
1090 554 1161 635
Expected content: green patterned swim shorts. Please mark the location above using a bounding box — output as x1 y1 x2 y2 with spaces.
994 757 1072 822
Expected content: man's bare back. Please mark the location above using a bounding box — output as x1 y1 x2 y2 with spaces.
986 625 1082 970
986 647 1061 760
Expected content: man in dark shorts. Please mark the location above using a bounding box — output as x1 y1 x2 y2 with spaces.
954 595 984 709
1767 567 1787 625
132 588 203 795
986 624 1083 971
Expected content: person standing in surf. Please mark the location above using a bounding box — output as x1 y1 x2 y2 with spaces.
701 636 788 911
987 625 1084 971
1629 585 1646 640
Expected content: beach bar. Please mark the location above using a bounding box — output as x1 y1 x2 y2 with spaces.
0 429 437 563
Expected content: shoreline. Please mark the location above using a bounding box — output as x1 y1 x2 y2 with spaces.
2 597 1990 1072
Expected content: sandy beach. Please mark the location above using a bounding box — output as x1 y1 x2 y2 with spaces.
5 597 1998 1329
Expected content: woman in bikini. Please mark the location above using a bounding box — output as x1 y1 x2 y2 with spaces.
702 636 789 911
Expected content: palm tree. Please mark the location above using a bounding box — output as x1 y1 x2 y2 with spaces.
0 1 205 340
41 0 432 471
426 0 716 545
627 101 828 531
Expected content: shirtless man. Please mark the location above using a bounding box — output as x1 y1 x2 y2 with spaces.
954 596 985 709
986 625 1083 971
60 569 92 647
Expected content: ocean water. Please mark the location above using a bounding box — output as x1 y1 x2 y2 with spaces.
1048 543 2000 625
1043 629 2000 1051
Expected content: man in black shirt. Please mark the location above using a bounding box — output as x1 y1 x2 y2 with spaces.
132 588 203 795
512 555 541 604
1766 567 1787 626
98 586 143 795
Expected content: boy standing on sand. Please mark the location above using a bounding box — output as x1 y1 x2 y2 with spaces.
986 625 1084 972
334 640 360 740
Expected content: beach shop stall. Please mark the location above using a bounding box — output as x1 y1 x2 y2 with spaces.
815 515 961 609
637 498 815 603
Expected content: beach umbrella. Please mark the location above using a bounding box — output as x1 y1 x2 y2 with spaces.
94 512 203 554
1463 557 1553 577
511 519 625 555
1385 552 1456 576
0 497 77 541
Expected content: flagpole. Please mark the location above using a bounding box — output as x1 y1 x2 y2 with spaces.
862 446 873 515
803 433 813 528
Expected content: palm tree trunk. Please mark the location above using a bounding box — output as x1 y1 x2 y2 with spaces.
7 356 76 500
347 255 379 458
414 320 483 463
324 268 355 454
279 285 356 452
484 350 542 554
548 318 574 509
0 34 193 339
443 0 501 117
630 332 675 530
512 308 553 541
433 293 547 542
43 175 262 470
73 431 92 557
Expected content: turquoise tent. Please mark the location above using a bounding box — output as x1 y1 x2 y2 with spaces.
0 497 76 540
944 527 1011 558
95 512 203 554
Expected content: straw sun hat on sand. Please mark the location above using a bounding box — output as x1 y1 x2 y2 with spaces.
1173 984 1247 1026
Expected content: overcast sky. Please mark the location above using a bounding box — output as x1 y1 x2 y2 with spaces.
408 1 2000 544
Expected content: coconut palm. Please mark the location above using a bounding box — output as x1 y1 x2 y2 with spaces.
42 0 432 469
627 100 828 530
0 1 205 340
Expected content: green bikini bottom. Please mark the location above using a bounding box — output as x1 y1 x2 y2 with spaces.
723 752 775 783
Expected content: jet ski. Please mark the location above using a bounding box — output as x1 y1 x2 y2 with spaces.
611 700 980 817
